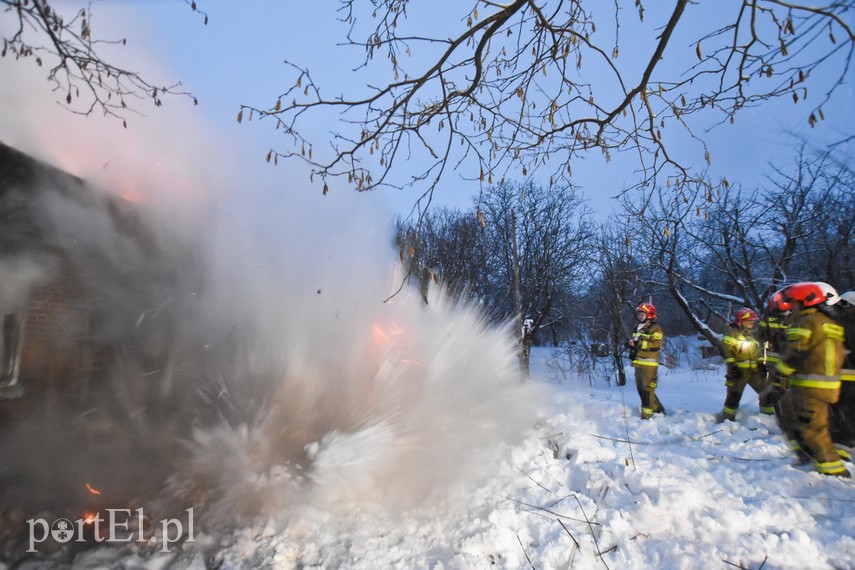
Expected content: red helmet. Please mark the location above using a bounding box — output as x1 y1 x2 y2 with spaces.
766 289 791 314
782 282 837 308
734 307 758 326
636 302 656 320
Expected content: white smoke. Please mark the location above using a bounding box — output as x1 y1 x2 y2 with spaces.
169 187 541 522
0 22 541 534
172 286 538 521
0 256 55 314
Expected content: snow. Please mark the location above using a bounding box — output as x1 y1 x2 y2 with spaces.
23 341 855 569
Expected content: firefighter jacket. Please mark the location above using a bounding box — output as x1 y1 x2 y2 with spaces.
722 324 760 378
757 315 788 369
776 307 846 390
837 307 855 383
631 321 664 368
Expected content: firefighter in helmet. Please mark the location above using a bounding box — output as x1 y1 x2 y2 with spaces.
716 308 775 422
758 290 793 395
829 290 855 460
627 302 665 420
776 282 849 477
757 289 796 429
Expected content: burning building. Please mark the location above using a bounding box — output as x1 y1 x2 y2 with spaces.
0 142 207 549
0 141 198 417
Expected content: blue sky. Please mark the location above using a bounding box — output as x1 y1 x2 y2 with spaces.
2 1 853 219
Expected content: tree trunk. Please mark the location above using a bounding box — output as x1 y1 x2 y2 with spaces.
611 325 627 386
511 209 528 378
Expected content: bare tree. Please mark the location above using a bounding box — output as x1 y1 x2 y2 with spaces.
811 184 855 289
619 142 854 349
586 218 644 385
758 144 855 288
480 181 594 373
396 181 593 373
395 207 491 303
623 181 730 349
685 186 770 310
243 1 854 206
1 0 204 121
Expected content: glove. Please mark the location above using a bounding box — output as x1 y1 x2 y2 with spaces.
726 364 740 378
763 385 785 405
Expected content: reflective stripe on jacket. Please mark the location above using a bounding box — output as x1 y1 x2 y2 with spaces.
757 315 788 366
722 325 760 370
631 321 663 367
775 308 845 390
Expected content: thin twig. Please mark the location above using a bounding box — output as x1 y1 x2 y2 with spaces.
506 497 600 526
597 544 619 557
517 467 553 493
573 487 611 570
620 388 637 469
545 493 574 509
517 534 536 570
558 519 580 549
690 428 724 441
590 433 647 445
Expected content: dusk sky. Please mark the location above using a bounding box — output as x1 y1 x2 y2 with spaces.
1 1 853 219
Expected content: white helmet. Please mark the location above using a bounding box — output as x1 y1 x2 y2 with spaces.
815 282 841 305
840 290 855 306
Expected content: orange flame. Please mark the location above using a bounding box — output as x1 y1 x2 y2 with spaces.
82 511 98 524
372 321 409 349
372 324 389 344
86 483 102 496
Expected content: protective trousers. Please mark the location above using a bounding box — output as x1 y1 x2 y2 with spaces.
780 385 848 476
635 364 663 419
776 390 807 460
830 375 855 457
722 372 774 420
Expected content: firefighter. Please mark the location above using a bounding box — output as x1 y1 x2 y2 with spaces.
757 289 800 448
829 290 855 460
716 308 775 422
776 282 849 477
627 302 665 420
757 289 793 406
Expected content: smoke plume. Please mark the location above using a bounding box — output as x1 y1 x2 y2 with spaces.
0 48 539 557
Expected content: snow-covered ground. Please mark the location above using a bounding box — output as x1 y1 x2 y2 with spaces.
48 341 855 570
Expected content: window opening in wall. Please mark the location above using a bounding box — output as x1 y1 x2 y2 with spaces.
0 312 24 398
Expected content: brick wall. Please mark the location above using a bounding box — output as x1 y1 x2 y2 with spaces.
18 264 92 401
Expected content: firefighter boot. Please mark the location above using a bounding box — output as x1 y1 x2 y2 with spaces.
825 466 852 478
715 411 736 423
834 443 853 462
